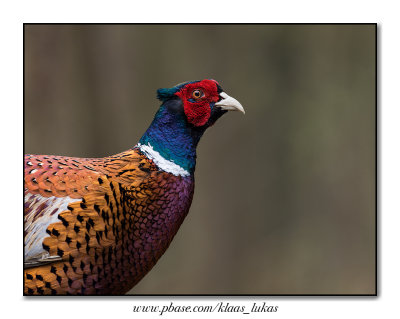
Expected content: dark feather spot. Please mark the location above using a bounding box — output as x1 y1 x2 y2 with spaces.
37 287 44 294
139 163 151 173
74 225 80 233
50 266 57 274
77 215 83 222
26 274 33 280
80 261 85 269
67 205 74 211
63 264 68 273
69 255 74 264
116 169 136 177
98 178 103 184
80 202 87 209
94 204 100 213
56 275 62 284
57 248 64 257
27 288 34 294
42 243 50 251
76 241 81 249
85 233 90 243
45 281 51 288
51 289 57 295
65 236 72 244
58 215 69 227
104 193 109 204
112 188 118 201
36 274 43 281
52 228 60 236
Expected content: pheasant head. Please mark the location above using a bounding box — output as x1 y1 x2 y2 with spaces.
138 79 245 175
157 79 245 126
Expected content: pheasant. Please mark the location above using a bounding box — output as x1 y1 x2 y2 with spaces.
24 79 244 295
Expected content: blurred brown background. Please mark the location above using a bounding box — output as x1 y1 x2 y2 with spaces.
24 24 376 294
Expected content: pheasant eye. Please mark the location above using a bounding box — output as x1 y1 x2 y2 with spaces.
192 89 204 100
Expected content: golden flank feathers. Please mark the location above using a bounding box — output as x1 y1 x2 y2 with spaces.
24 148 194 295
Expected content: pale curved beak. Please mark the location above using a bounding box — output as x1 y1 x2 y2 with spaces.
215 92 245 114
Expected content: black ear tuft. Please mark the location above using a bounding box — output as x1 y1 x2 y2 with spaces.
157 88 176 101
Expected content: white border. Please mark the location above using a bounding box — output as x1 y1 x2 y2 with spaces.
2 1 398 318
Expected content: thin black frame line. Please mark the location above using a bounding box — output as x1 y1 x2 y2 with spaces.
22 23 378 297
24 294 377 298
22 23 377 26
23 23 26 297
375 23 379 296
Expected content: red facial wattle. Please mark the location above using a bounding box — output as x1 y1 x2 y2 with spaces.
175 79 220 127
